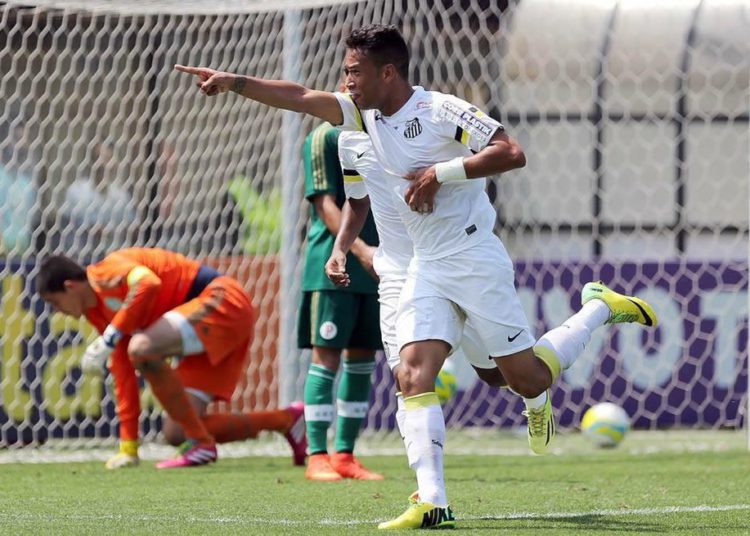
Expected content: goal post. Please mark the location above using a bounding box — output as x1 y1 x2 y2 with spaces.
0 0 746 450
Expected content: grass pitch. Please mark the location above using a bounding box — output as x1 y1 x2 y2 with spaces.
0 430 748 535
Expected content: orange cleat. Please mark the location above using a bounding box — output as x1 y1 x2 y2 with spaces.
330 452 384 480
305 453 343 482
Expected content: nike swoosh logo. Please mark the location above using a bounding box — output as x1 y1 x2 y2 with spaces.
356 151 366 159
507 329 524 343
627 298 654 326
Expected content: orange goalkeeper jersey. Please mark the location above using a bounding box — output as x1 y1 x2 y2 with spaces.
84 247 202 335
84 247 202 442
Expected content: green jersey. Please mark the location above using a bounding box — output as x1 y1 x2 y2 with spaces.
301 123 378 293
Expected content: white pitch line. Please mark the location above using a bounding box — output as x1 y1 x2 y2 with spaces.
0 504 748 526
479 504 750 520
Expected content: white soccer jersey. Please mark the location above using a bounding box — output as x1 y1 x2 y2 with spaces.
338 131 413 274
338 131 499 370
334 87 503 261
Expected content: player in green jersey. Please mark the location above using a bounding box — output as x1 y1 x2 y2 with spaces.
298 122 383 481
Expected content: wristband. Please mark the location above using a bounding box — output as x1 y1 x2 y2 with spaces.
102 325 123 348
435 157 467 183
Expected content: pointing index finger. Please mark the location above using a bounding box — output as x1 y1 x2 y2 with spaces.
174 64 203 75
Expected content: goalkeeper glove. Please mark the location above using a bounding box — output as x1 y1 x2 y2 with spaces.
81 325 122 375
105 440 139 470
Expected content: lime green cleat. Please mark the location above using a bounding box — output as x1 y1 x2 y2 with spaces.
523 390 555 455
581 281 658 327
378 494 456 530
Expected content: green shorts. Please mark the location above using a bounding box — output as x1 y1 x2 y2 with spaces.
297 290 382 350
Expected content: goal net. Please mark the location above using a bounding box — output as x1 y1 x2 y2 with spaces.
0 0 747 449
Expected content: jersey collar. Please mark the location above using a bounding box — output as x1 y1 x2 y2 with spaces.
380 86 425 122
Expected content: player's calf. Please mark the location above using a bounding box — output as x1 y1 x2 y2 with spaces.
495 348 553 399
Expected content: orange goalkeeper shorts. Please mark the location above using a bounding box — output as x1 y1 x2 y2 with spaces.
171 275 256 402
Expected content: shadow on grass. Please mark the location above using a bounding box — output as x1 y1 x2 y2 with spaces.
464 514 661 532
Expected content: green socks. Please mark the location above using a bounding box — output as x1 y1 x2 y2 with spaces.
334 358 375 453
303 363 336 455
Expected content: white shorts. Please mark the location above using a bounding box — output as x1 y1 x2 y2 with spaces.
380 271 495 371
377 271 404 368
397 235 536 358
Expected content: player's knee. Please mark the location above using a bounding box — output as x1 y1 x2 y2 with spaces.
162 418 186 446
396 364 418 394
128 334 155 358
127 335 167 370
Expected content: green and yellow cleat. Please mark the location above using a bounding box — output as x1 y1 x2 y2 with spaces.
581 281 658 327
523 390 555 455
378 493 456 530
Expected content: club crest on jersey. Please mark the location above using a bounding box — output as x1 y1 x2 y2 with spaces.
403 118 423 139
319 321 338 340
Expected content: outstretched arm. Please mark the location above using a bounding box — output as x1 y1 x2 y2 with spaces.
174 65 343 125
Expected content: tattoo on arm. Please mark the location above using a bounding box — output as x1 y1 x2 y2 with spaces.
232 76 247 94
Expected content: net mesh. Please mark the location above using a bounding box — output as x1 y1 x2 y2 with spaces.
0 0 747 448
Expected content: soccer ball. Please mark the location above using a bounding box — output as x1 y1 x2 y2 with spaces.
581 402 630 448
435 360 458 405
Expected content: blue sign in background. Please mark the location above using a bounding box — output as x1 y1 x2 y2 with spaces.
1 261 747 446
368 262 748 431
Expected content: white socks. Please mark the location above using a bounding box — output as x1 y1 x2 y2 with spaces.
536 299 610 370
396 392 406 439
523 390 548 411
403 393 448 507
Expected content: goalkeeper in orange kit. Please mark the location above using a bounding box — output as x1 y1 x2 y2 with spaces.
37 247 307 469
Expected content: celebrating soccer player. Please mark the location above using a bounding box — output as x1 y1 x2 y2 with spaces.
37 248 306 469
175 24 657 529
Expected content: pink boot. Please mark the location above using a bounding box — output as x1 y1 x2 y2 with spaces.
283 402 307 466
156 440 217 469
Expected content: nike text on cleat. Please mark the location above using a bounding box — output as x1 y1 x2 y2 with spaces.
581 281 658 327
378 499 456 530
523 389 555 455
284 401 307 466
155 440 217 469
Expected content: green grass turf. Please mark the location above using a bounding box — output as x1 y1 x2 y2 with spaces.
0 445 748 535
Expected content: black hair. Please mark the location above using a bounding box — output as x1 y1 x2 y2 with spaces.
37 255 87 293
345 24 410 79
